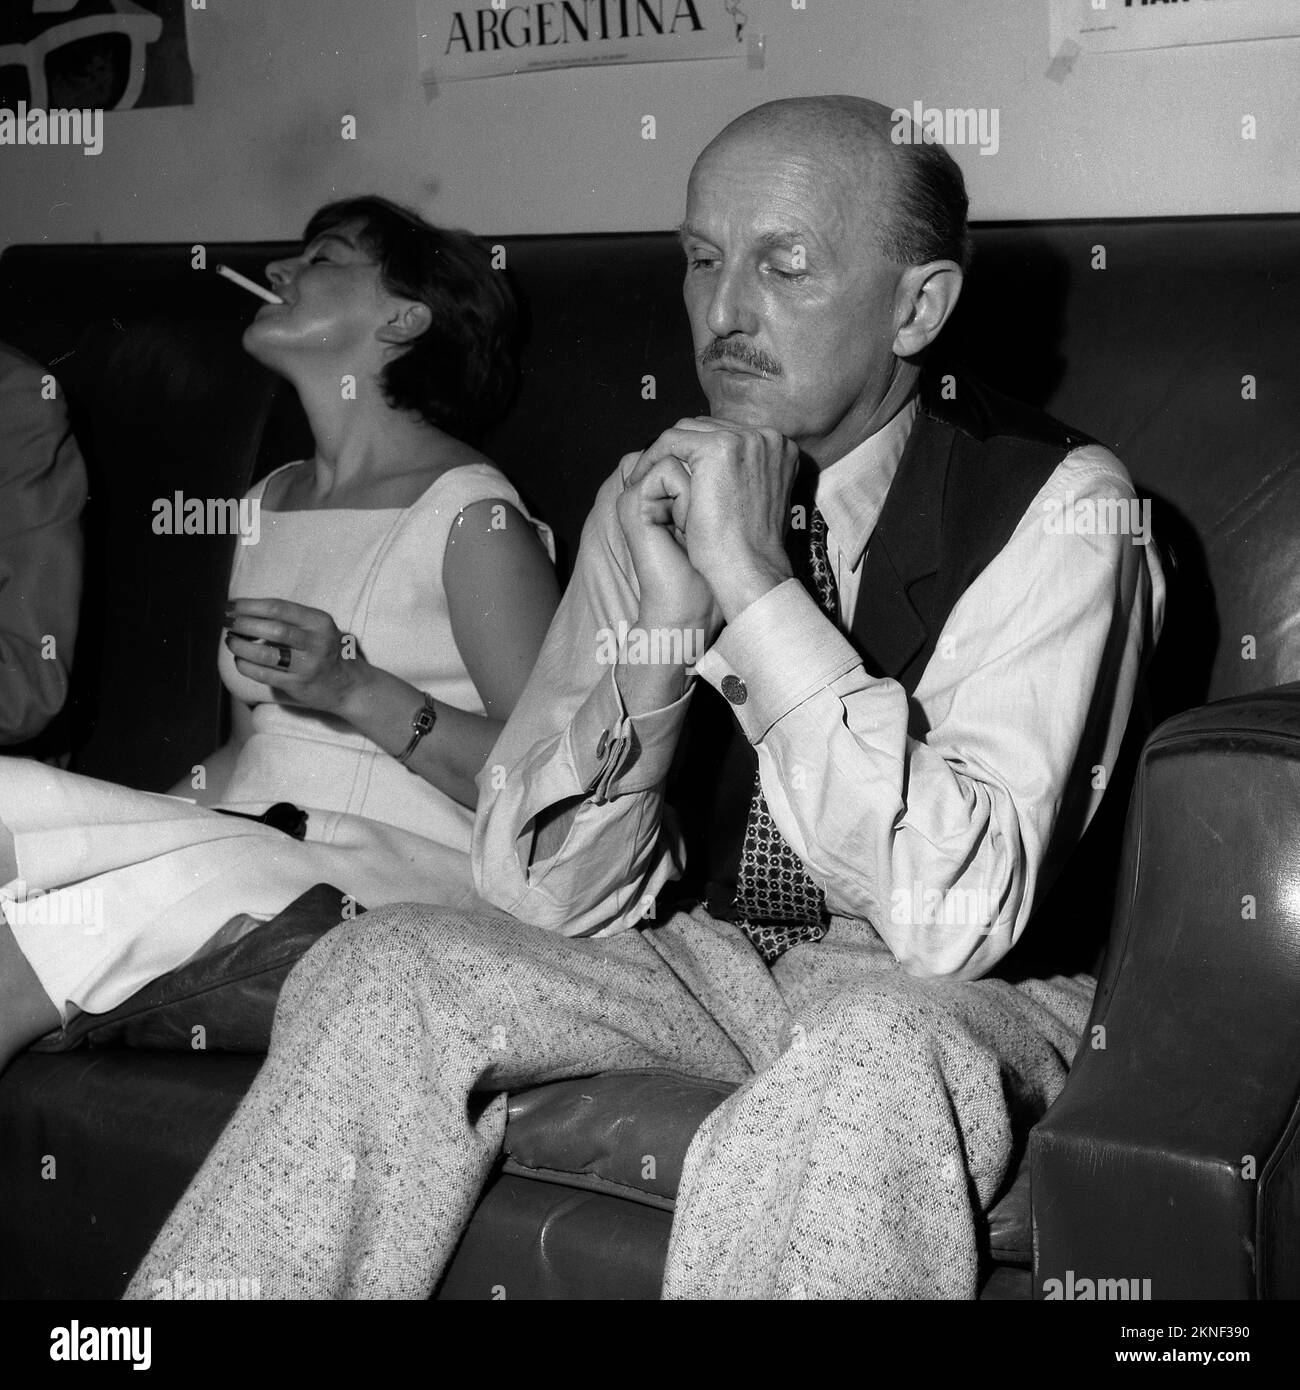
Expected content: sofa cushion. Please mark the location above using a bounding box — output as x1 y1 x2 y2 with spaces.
987 1157 1032 1265
501 1069 1034 1269
28 883 350 1054
503 1069 736 1209
438 1176 672 1300
0 1049 263 1299
0 1050 1034 1298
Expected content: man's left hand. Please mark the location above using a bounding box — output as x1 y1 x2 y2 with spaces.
627 418 799 621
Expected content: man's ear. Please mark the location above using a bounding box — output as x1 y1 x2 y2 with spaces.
376 300 432 347
891 261 963 358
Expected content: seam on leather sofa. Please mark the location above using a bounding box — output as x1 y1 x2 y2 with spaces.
499 1158 678 1213
504 1064 740 1096
1148 728 1300 757
501 1067 739 1208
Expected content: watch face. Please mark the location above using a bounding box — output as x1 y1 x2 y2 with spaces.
414 696 437 735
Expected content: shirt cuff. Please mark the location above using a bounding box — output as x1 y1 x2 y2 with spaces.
696 579 863 741
567 663 693 803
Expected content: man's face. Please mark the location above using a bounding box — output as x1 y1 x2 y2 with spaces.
680 131 903 463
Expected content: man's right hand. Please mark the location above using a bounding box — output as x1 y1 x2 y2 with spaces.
615 450 720 636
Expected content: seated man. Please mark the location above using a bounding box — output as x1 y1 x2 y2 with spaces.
0 341 86 749
129 95 1164 1300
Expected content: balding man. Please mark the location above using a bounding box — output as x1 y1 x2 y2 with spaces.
131 97 1163 1299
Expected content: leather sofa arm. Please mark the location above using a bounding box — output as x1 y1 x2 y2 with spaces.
1030 684 1300 1299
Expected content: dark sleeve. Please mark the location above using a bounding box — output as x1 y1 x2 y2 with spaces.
0 347 88 744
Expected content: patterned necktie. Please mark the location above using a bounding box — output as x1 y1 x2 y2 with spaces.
733 507 839 964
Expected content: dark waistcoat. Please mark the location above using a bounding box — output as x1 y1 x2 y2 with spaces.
667 370 1095 921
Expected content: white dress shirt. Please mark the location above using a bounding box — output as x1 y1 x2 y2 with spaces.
473 400 1166 980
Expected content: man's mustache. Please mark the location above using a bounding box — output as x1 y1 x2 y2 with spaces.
699 340 783 377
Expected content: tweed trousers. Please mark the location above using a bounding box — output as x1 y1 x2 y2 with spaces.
125 902 1093 1300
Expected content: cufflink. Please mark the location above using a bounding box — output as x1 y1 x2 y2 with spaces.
721 675 748 706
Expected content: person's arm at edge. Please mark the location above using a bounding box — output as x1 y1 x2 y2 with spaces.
0 355 87 745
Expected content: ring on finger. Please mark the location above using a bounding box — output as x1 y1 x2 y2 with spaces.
275 644 292 670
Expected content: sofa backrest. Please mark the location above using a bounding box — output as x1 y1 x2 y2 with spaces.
1 217 1297 790
0 247 282 786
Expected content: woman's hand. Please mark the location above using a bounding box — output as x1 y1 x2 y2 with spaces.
224 597 367 717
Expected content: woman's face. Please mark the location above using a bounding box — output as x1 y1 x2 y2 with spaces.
243 219 403 372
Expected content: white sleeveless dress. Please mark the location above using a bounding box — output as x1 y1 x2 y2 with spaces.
0 461 553 1021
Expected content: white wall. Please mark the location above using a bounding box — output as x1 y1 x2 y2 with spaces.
1 0 1297 251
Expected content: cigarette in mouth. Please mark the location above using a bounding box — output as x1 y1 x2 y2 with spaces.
216 264 283 304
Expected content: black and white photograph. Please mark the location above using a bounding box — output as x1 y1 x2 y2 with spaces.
0 0 1296 1357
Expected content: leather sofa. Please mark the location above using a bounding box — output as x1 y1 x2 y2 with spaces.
1 215 1297 1300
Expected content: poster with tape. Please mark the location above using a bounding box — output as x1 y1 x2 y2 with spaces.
1050 0 1300 54
420 0 752 85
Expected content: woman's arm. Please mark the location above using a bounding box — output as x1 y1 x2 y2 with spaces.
225 500 560 809
167 697 255 805
335 499 559 805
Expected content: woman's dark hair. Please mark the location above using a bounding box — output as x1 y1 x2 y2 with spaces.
302 195 518 443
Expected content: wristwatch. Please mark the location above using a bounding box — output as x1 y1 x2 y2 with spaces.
396 693 437 769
